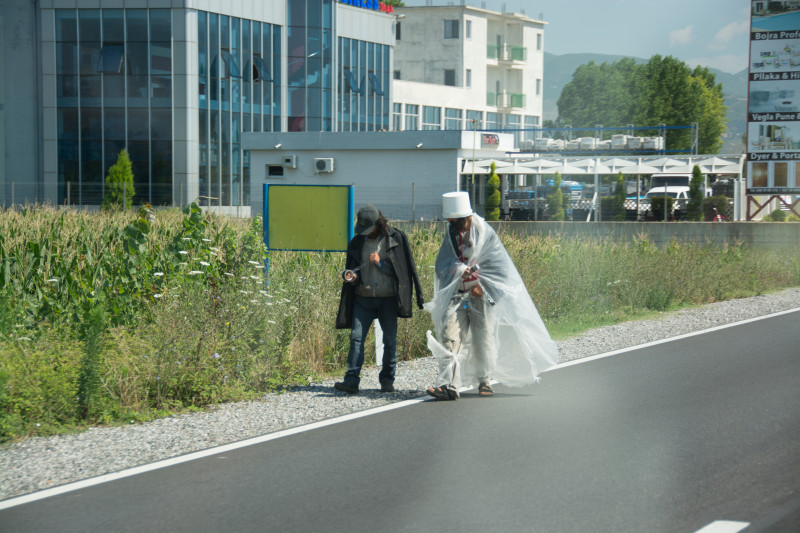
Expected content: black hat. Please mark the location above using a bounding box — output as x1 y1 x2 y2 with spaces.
355 204 380 235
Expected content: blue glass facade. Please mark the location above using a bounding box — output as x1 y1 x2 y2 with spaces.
56 8 173 206
287 0 334 132
338 37 391 132
48 2 392 209
197 11 282 207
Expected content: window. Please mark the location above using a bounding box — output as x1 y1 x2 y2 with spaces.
250 54 272 82
96 44 124 74
444 20 459 39
343 68 361 93
212 50 242 78
486 112 499 130
537 33 542 51
445 108 462 130
395 21 401 40
466 20 472 39
536 78 541 96
467 110 482 130
368 72 384 96
393 70 401 80
422 106 441 130
393 103 402 131
444 69 455 86
465 69 472 88
405 104 419 130
524 116 539 141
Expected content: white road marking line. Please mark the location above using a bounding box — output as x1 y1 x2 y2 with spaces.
0 395 431 511
547 307 799 371
694 520 750 533
2 307 797 510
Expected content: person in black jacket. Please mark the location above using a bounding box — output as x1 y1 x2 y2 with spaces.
334 204 424 394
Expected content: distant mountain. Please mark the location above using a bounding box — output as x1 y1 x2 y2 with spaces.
543 52 748 154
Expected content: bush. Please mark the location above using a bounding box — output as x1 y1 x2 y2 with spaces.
649 196 675 221
547 172 565 221
703 196 729 221
3 213 800 442
485 163 501 220
763 208 787 222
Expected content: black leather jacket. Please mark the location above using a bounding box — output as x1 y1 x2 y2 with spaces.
336 227 424 329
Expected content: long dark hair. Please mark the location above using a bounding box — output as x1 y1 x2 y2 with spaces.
373 213 389 237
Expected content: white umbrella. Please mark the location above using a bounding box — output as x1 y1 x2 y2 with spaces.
696 156 739 172
649 157 686 171
618 163 660 175
547 163 586 175
599 157 636 172
494 164 542 175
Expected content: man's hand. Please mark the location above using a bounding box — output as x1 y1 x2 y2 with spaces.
369 252 380 265
470 285 484 298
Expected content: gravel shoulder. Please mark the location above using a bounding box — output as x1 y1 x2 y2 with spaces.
1 288 798 501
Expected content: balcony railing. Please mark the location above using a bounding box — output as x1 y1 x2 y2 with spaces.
487 92 526 108
486 44 527 61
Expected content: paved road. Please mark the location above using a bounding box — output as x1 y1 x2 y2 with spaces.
1 312 798 533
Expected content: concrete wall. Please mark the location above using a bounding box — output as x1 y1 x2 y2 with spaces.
396 220 800 252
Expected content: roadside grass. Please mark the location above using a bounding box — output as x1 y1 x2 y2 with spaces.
1 207 798 442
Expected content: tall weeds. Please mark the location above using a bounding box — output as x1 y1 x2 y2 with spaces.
1 207 798 442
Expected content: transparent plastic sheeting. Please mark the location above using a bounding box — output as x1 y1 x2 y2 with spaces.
424 214 559 388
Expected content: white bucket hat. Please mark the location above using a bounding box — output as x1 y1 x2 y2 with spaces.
442 191 473 219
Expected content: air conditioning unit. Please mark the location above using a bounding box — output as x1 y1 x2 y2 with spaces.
282 155 297 169
314 157 334 173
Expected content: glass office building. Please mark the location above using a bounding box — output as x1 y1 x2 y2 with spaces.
4 0 394 212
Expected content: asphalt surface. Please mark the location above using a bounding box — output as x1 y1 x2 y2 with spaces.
1 312 798 533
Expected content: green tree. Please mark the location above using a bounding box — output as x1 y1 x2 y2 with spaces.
557 58 639 128
103 149 135 210
687 165 705 221
547 172 565 221
557 55 728 154
613 172 627 221
690 66 727 154
485 162 501 220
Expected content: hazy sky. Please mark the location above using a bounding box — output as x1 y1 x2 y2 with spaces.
402 0 752 74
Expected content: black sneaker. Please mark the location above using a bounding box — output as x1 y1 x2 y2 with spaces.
380 383 395 393
334 381 358 394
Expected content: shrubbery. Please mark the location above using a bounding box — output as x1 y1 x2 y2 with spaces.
1 207 799 442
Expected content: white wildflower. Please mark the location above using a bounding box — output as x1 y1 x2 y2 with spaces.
248 260 260 265
154 272 164 277
224 272 234 277
202 238 213 242
188 270 203 276
199 261 210 267
179 250 189 255
46 278 59 283
154 294 163 299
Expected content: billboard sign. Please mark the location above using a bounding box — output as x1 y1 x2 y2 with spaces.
263 184 354 252
747 4 800 194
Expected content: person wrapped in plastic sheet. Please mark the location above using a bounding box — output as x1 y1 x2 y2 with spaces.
424 192 558 400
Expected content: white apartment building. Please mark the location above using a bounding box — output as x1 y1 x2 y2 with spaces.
391 5 545 143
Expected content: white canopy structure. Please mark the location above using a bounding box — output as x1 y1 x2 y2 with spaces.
459 154 745 222
461 154 745 177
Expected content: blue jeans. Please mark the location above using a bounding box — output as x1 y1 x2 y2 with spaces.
343 295 398 387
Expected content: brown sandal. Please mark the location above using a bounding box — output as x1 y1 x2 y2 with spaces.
478 382 494 397
426 385 459 401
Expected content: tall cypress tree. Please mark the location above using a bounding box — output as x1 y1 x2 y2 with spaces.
103 149 136 210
